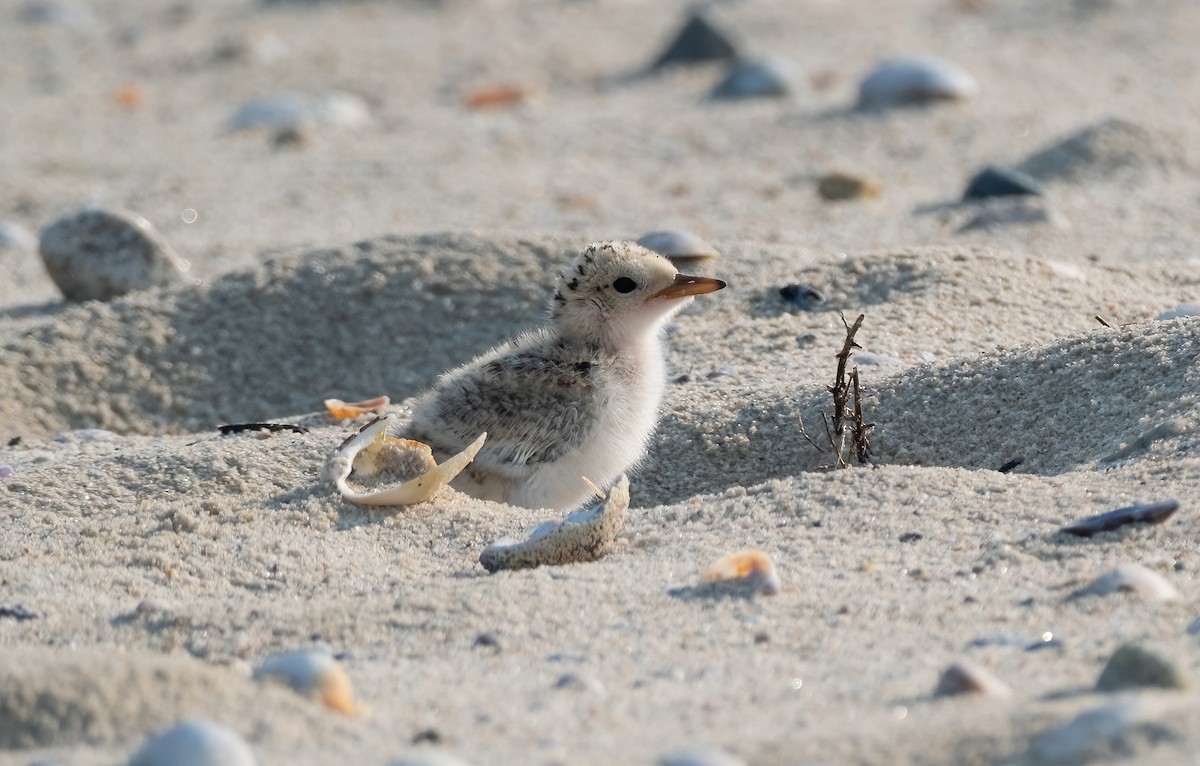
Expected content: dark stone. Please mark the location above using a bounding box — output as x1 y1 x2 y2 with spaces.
780 283 824 311
963 166 1045 199
650 13 737 70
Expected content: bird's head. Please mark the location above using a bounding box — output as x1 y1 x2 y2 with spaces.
549 241 726 347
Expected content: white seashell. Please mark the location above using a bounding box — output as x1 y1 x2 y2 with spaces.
128 720 256 766
1072 563 1179 602
858 56 979 109
636 230 719 261
1157 303 1200 320
253 648 356 715
701 550 781 595
0 221 38 252
321 414 486 507
227 91 370 132
933 660 1011 698
710 57 794 100
479 474 629 572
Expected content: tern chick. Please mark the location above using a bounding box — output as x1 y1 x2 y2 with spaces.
405 241 725 511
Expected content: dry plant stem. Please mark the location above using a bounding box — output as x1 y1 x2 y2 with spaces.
828 312 866 466
850 368 874 464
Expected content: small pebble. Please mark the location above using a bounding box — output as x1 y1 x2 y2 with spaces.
779 283 824 311
700 550 781 596
658 746 746 766
1096 643 1188 691
253 648 356 714
0 465 13 478
857 56 978 109
933 660 1011 698
1157 303 1200 320
650 12 738 70
963 166 1045 199
39 208 189 302
227 91 369 133
817 172 881 201
1061 500 1179 537
636 230 719 263
710 57 793 100
1070 563 1179 602
129 720 256 766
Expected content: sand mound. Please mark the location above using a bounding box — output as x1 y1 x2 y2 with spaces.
1015 118 1190 182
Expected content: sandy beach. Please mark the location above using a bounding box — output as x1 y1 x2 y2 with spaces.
2 1 1200 764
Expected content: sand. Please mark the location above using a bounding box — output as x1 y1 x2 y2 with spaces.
2 1 1200 764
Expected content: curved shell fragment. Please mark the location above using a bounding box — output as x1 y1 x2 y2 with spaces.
701 549 781 595
480 474 630 572
254 648 357 715
321 414 486 506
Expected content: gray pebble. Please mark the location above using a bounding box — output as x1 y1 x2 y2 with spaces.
1157 303 1200 320
39 208 188 302
963 166 1044 200
857 56 978 109
129 720 256 766
710 57 793 100
1096 643 1189 692
779 283 824 311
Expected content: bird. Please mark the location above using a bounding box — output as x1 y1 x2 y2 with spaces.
402 240 726 511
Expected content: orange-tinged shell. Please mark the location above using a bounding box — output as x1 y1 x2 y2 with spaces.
701 549 781 595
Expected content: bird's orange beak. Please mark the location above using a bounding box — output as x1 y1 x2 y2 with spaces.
647 274 727 300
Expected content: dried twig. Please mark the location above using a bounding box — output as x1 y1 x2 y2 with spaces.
1094 315 1112 328
804 312 873 468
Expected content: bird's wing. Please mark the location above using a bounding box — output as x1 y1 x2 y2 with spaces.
416 348 596 476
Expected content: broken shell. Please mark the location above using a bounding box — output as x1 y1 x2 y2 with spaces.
1070 563 1179 602
479 474 629 572
933 660 1011 698
701 550 781 595
321 414 486 506
254 648 356 715
1061 500 1179 537
129 720 256 766
636 230 719 264
324 395 391 420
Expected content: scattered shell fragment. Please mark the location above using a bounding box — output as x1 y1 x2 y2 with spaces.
963 166 1045 199
479 474 629 572
933 660 1011 698
39 208 189 302
1070 563 1179 602
779 283 824 311
636 230 719 266
659 746 747 766
322 415 486 506
857 56 979 109
700 550 781 595
463 83 528 109
650 12 738 70
710 57 793 100
227 91 370 133
1061 500 1179 537
817 172 881 201
324 395 391 420
129 720 256 766
1096 643 1189 692
1157 303 1200 321
253 648 357 715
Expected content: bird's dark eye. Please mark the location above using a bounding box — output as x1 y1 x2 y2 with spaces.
613 276 637 293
